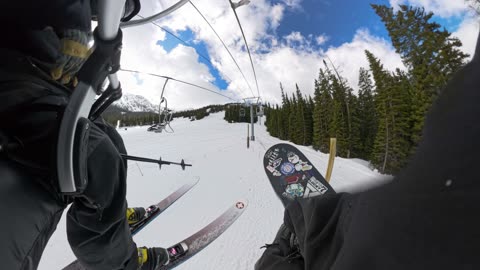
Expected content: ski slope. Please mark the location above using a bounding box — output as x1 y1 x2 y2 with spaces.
39 112 389 270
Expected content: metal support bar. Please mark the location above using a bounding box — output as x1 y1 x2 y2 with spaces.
98 0 125 89
250 104 255 141
97 0 125 40
121 0 189 29
57 0 126 194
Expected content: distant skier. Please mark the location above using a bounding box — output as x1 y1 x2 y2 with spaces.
0 1 168 269
256 32 480 269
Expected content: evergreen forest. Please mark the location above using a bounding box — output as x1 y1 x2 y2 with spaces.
263 5 469 174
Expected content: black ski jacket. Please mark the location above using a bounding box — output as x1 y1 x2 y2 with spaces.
0 49 138 270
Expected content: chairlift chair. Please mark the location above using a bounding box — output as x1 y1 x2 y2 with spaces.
239 107 246 117
256 104 264 116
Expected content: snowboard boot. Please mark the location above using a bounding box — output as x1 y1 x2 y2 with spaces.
127 207 147 226
137 247 170 270
266 223 302 261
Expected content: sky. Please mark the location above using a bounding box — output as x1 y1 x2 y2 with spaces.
118 0 480 110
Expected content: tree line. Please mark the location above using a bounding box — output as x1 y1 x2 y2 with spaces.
103 104 225 127
224 103 259 124
265 4 468 174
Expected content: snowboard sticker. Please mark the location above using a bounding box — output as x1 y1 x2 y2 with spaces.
264 143 335 207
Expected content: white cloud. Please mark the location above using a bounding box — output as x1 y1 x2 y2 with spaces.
269 4 285 29
453 16 480 59
119 21 236 110
116 0 410 110
323 29 404 94
284 31 303 42
281 0 302 9
119 0 301 109
389 0 405 9
315 34 329 45
389 0 470 17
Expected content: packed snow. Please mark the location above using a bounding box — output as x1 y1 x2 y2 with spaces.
39 112 389 270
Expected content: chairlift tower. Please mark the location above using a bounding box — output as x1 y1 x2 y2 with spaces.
243 97 260 141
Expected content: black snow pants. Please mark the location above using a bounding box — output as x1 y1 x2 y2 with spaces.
0 50 138 270
256 35 480 270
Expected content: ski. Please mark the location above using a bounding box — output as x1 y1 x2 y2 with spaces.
62 178 199 270
158 199 248 270
131 178 199 236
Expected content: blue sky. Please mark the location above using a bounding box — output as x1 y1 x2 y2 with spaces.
276 0 465 47
119 0 477 109
276 0 391 47
157 29 229 89
155 0 467 91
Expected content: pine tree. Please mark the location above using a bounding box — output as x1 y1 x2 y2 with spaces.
356 68 378 159
294 84 308 145
305 95 314 146
312 68 333 152
388 69 414 171
289 93 299 144
366 50 413 174
349 93 362 158
366 50 392 172
312 78 322 151
322 60 357 157
324 67 348 157
279 83 289 140
372 4 468 145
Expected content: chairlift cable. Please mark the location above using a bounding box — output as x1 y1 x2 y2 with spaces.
189 0 256 97
120 68 239 102
135 15 253 98
229 1 261 98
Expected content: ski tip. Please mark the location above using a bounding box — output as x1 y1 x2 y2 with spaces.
234 200 248 210
192 176 200 184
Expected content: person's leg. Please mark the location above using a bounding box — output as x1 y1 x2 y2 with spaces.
255 191 354 270
254 223 304 270
0 158 66 270
66 123 138 270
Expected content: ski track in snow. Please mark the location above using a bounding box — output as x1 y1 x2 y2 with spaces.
39 112 389 270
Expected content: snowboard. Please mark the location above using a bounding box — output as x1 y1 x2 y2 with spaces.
263 143 336 207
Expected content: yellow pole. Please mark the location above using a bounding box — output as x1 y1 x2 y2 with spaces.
326 138 336 182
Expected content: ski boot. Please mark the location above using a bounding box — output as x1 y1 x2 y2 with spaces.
127 206 160 226
166 243 188 261
137 247 170 270
127 207 147 226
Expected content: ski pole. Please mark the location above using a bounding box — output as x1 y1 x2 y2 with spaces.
120 154 192 170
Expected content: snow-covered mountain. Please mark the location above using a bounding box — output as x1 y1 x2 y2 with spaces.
114 93 157 112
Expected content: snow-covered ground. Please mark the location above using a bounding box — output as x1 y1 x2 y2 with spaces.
39 112 389 270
